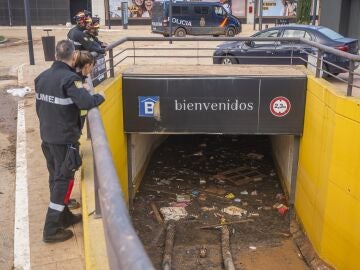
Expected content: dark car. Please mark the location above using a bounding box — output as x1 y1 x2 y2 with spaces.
213 24 359 75
151 1 241 37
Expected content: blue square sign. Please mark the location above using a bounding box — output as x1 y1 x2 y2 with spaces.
138 96 159 117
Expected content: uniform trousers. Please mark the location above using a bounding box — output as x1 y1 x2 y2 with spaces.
41 142 79 235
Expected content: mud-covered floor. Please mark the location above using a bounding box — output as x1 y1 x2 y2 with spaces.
131 135 308 270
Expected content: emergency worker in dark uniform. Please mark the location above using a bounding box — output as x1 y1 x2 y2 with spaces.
84 16 108 49
35 40 105 243
67 11 106 55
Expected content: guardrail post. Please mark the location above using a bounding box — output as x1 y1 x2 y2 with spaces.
347 60 355 96
133 41 136 65
197 41 199 65
109 49 115 78
315 49 323 78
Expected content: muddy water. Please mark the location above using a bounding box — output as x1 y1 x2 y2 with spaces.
131 135 308 270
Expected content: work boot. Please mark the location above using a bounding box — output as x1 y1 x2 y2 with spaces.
62 206 82 228
63 213 82 228
43 228 73 243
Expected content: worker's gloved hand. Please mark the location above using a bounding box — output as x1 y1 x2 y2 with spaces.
82 82 91 91
90 51 99 57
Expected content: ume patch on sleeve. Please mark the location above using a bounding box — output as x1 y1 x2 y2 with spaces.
74 81 83 88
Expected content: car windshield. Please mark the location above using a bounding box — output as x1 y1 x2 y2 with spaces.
318 27 344 40
252 29 280 38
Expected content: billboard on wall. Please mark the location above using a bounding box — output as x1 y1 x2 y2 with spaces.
259 0 297 17
110 0 155 18
110 0 246 19
206 0 246 17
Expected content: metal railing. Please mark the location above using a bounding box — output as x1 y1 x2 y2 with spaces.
86 77 155 270
102 36 360 96
87 36 360 269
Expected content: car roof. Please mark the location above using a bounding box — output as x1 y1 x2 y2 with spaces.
267 24 328 31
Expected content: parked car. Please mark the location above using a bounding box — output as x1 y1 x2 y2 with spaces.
213 24 359 75
151 1 241 37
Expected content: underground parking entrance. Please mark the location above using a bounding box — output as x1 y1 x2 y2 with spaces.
129 134 308 270
120 65 308 269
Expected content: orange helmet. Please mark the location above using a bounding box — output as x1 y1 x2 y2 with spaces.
87 16 100 29
85 16 93 26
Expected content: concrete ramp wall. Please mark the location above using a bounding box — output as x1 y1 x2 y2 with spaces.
128 134 167 193
295 76 360 269
270 135 299 202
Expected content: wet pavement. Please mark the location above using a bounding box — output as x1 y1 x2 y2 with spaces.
131 135 307 270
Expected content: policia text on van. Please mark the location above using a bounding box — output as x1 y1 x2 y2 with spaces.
151 1 241 37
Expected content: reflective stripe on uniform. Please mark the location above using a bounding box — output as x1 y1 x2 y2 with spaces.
67 38 82 46
36 93 74 105
49 202 65 212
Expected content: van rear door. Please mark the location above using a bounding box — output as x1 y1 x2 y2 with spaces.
192 5 213 35
192 5 227 36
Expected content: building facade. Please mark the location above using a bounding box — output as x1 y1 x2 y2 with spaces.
0 0 301 26
0 0 92 26
320 0 360 40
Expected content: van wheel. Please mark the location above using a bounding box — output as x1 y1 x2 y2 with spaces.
225 27 236 37
175 28 186 37
221 56 237 64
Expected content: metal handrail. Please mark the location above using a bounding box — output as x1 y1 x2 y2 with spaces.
107 36 360 60
86 77 155 270
104 36 360 96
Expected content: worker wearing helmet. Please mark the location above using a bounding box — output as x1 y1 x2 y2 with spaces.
67 11 106 55
84 16 108 49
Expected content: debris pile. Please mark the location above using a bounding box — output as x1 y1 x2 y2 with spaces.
131 135 291 269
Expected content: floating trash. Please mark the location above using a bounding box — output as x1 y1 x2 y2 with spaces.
160 207 188 221
223 206 247 216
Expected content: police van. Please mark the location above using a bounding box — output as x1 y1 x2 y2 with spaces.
151 1 241 37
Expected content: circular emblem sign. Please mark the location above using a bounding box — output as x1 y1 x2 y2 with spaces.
269 96 291 117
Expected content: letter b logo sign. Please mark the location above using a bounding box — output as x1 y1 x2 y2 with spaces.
139 96 159 117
